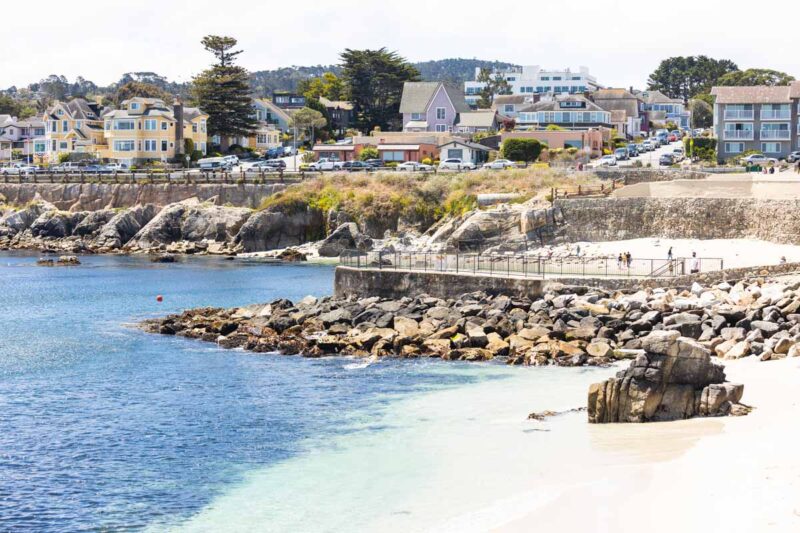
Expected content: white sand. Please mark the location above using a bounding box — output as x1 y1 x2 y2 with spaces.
531 237 800 269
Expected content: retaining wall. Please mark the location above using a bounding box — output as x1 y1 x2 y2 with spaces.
595 169 708 184
0 183 287 211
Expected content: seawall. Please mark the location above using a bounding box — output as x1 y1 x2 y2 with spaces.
0 183 287 211
555 197 800 244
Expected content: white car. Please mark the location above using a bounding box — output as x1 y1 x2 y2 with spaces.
598 155 617 166
482 159 516 170
438 158 476 171
308 158 340 171
672 148 685 162
743 154 778 166
396 161 433 172
1 162 37 175
222 155 240 167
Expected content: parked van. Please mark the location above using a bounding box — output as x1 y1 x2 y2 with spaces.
198 157 231 171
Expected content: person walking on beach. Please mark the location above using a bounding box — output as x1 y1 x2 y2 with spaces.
617 253 623 269
626 252 632 269
690 252 700 274
667 246 673 261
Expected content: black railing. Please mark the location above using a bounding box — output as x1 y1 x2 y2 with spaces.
339 250 724 280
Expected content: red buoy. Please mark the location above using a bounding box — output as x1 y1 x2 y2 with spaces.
156 295 163 302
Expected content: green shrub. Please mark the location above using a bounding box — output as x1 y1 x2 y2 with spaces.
683 137 717 162
500 138 542 162
421 157 433 165
359 146 379 161
385 162 398 168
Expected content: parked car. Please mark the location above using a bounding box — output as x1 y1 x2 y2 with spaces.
264 159 287 169
308 157 340 171
598 155 617 166
198 157 232 171
671 130 683 140
82 164 105 173
672 148 685 162
341 161 371 171
659 153 675 166
0 162 37 175
362 159 383 168
396 161 433 172
103 163 128 172
222 155 240 167
438 158 476 171
245 161 275 170
788 151 800 163
667 134 678 142
626 144 639 157
482 158 516 170
743 154 778 166
641 141 653 152
266 146 285 159
614 148 629 161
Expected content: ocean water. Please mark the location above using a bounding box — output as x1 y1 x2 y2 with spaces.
0 252 617 532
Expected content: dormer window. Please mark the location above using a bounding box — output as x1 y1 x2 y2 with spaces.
57 109 63 116
130 103 139 111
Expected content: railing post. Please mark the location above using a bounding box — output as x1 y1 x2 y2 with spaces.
378 250 382 270
456 252 459 273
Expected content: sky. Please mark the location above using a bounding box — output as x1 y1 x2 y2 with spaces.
3 0 799 90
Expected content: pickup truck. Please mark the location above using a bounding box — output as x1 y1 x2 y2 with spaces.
308 158 342 171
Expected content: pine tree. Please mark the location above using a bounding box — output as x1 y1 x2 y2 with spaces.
191 35 257 148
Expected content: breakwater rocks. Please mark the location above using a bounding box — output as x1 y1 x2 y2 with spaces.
588 330 747 423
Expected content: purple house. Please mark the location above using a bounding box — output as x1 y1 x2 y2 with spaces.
399 82 471 133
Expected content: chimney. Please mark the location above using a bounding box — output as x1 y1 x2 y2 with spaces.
174 96 184 156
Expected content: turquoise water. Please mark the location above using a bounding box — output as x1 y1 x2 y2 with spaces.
0 253 530 531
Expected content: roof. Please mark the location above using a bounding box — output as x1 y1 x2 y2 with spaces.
318 97 354 111
45 98 103 121
491 95 529 107
437 139 489 151
639 90 683 105
404 120 428 129
399 82 470 114
593 88 637 100
610 110 627 122
519 95 607 113
791 81 800 99
457 110 497 128
313 145 355 151
710 86 793 104
253 98 292 123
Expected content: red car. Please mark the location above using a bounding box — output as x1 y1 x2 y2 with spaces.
667 134 678 142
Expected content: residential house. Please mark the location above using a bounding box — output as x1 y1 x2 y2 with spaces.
319 97 354 134
491 95 538 119
465 66 601 106
272 92 306 110
516 94 612 129
0 116 47 161
313 132 448 163
710 83 800 162
399 82 471 133
100 97 207 165
42 98 106 160
491 129 608 158
438 139 489 165
455 110 499 133
591 88 645 138
253 99 292 133
638 90 690 129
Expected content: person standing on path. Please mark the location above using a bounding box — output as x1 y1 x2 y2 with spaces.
690 252 700 274
667 247 673 261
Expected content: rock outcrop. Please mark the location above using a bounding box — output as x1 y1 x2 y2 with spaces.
588 330 746 423
318 222 371 257
235 207 325 253
93 204 158 250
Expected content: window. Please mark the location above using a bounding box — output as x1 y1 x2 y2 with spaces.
57 109 63 116
762 142 782 153
114 120 135 130
411 113 423 121
161 140 168 152
114 140 136 152
541 76 550 81
34 142 46 153
436 107 446 120
435 124 447 132
105 121 111 131
381 151 405 161
50 121 57 132
161 122 168 130
725 142 744 153
447 149 464 159
130 102 139 110
200 121 206 133
34 127 45 136
144 119 157 131
504 104 515 113
75 120 82 130
59 141 68 150
144 139 157 152
257 134 267 144
192 123 198 133
62 120 68 132
553 76 562 81
571 76 582 81
199 142 206 154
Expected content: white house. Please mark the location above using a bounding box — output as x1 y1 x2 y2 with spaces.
437 139 489 165
465 66 601 106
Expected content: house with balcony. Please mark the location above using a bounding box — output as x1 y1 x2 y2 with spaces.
0 116 47 162
272 92 306 110
591 88 645 138
100 97 207 165
42 99 107 161
516 95 612 129
638 90 690 129
710 83 800 162
253 99 292 133
399 82 471 133
464 66 601 107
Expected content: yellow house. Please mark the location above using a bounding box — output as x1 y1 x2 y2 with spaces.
43 99 106 161
100 97 208 165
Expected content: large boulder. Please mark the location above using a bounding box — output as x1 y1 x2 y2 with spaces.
318 223 363 257
93 204 157 249
72 209 116 237
0 201 54 236
235 206 325 253
588 330 744 423
28 210 88 238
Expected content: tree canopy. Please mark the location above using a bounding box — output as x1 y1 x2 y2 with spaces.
340 48 420 132
297 72 344 101
717 68 795 87
688 98 713 129
191 35 257 141
647 56 738 101
476 68 511 108
113 81 172 106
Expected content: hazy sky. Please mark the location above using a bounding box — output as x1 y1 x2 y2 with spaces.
3 0 798 90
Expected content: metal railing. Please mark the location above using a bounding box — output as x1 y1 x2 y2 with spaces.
760 129 792 140
0 168 323 185
723 130 754 140
340 250 725 280
723 110 754 120
761 110 791 120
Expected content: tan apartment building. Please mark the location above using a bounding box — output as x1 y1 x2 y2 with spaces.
100 98 208 165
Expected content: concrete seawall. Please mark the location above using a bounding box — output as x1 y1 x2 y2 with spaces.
0 183 287 210
334 267 546 300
